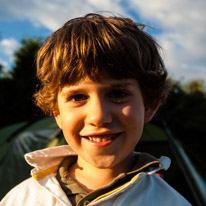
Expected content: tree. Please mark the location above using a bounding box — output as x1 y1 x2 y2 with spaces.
156 80 206 178
0 38 43 128
182 80 205 94
0 64 3 78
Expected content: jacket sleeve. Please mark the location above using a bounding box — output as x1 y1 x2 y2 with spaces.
0 177 59 206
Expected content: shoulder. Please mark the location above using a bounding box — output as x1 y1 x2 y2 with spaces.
125 173 191 205
0 177 55 206
148 174 191 205
91 173 191 206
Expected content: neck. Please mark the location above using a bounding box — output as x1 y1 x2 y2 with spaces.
68 153 135 192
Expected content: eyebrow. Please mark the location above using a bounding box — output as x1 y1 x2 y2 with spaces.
60 82 134 96
106 82 133 88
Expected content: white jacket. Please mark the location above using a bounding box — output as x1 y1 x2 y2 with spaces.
0 145 191 206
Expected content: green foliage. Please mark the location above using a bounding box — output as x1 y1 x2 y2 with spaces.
0 38 43 128
0 64 12 79
157 80 206 178
159 80 206 140
0 64 2 77
182 79 205 94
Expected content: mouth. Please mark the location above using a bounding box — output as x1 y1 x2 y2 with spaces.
82 132 121 145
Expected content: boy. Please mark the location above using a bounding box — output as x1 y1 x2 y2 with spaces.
1 13 191 205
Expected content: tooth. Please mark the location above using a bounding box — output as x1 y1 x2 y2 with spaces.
87 135 113 142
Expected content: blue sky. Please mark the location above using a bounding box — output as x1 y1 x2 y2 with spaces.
0 0 205 82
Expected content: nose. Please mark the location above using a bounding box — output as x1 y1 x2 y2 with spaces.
85 97 112 127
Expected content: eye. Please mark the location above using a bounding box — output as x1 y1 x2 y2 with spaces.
68 94 88 102
108 90 130 103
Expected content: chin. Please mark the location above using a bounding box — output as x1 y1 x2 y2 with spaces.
91 156 116 169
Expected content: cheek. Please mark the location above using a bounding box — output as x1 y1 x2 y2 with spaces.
60 112 83 140
121 105 144 124
121 105 145 141
121 105 134 118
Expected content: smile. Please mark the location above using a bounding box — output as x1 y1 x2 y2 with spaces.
82 133 121 146
88 134 114 142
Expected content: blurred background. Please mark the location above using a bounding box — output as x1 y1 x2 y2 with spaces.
0 0 205 205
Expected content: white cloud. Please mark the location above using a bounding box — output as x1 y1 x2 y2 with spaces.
0 38 20 69
0 38 19 56
128 0 206 81
0 58 9 69
0 0 127 31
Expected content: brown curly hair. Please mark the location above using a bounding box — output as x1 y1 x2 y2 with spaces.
34 13 170 116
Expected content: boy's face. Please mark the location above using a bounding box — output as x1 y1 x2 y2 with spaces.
55 76 158 170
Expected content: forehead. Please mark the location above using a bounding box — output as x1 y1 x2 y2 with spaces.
68 75 137 86
60 76 140 93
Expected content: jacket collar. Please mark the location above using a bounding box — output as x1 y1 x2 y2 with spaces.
24 145 170 180
25 145 76 180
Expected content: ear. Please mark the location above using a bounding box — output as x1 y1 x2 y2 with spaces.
54 111 62 129
144 101 160 123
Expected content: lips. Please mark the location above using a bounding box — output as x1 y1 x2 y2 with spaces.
87 134 114 142
82 132 121 145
